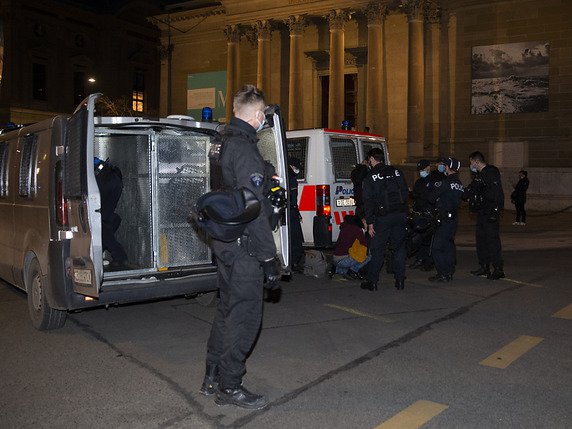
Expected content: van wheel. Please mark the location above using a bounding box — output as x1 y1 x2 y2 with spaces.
26 258 67 330
195 291 219 307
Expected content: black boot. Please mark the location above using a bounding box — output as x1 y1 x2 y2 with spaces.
199 363 219 396
488 268 505 280
470 264 490 277
394 278 405 290
215 385 269 410
429 273 453 282
360 280 378 291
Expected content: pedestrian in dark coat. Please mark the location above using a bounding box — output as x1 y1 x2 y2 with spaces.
512 170 529 226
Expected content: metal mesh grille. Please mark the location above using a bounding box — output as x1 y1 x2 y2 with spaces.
95 134 153 268
286 137 308 180
156 133 210 267
64 108 87 198
330 137 357 181
18 134 38 197
361 140 385 164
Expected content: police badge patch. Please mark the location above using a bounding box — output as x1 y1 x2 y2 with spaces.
435 181 442 187
250 172 264 187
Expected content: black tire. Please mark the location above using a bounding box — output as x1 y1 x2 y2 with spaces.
195 290 219 307
26 258 67 330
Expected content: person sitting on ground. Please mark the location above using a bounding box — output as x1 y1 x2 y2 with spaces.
329 214 370 280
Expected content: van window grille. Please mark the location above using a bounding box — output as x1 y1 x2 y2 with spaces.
64 108 88 198
286 137 308 180
0 143 9 197
19 134 39 198
330 137 357 181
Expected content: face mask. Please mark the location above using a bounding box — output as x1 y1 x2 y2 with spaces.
291 166 300 175
254 111 266 132
437 164 446 173
419 170 429 178
470 165 477 173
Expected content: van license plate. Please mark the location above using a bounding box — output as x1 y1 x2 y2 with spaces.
73 269 92 285
336 197 355 207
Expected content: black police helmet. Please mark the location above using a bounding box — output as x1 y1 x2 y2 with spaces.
193 188 261 242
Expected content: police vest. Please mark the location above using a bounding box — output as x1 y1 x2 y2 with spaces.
371 168 406 214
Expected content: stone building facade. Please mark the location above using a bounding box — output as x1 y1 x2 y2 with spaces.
154 0 572 210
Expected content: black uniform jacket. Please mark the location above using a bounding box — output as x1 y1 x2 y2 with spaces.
430 173 464 215
478 164 505 212
362 163 408 225
219 117 277 262
513 177 529 203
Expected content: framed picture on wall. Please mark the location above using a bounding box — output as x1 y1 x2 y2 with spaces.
471 41 549 114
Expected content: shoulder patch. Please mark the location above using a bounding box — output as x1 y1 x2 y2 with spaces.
250 172 264 188
435 181 442 187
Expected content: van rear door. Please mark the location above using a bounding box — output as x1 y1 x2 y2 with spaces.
257 106 290 269
64 94 103 297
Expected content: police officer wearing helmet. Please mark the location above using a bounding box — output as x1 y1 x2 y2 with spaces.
199 85 279 410
428 157 464 282
468 151 505 280
361 148 409 291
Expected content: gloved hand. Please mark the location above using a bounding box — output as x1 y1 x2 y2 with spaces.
487 208 500 223
262 258 281 290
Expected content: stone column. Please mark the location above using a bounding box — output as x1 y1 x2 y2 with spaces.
224 25 240 121
447 11 457 155
403 0 425 160
288 15 306 130
426 2 441 158
365 3 388 135
327 9 350 129
254 20 272 97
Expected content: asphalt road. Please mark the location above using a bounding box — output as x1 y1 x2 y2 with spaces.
1 217 571 428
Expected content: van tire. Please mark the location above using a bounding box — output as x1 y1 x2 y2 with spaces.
195 291 219 307
26 258 67 330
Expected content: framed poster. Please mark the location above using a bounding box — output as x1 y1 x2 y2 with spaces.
471 41 549 114
187 71 227 122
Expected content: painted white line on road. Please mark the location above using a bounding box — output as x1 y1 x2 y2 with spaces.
501 277 543 288
480 335 544 369
375 400 448 429
552 303 572 319
325 304 392 323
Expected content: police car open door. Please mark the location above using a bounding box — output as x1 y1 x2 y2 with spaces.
64 93 103 297
257 106 290 270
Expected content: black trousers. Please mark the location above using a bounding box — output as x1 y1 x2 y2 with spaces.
366 212 407 283
206 242 263 389
290 207 305 267
432 219 457 276
475 214 503 269
101 213 127 262
515 200 526 223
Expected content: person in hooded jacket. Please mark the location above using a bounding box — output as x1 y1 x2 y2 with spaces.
511 170 529 226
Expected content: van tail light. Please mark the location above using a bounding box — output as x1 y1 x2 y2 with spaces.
55 163 68 227
316 184 331 217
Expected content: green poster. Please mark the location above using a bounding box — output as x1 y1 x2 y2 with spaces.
187 71 227 122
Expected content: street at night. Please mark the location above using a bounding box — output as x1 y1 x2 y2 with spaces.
1 212 571 428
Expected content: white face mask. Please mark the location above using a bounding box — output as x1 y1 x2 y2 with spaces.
291 166 300 175
470 165 478 173
254 110 266 132
419 170 429 178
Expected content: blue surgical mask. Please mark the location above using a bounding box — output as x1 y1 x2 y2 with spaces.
420 170 429 178
255 111 266 132
437 164 446 173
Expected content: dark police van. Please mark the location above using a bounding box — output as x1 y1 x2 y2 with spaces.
0 94 289 330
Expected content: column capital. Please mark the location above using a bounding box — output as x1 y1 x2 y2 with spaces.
366 2 388 26
253 20 273 41
287 15 307 36
424 2 441 25
400 0 425 22
224 24 241 43
327 9 352 32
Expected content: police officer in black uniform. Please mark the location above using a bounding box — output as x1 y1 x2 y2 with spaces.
428 157 464 282
94 158 128 269
468 151 505 280
360 148 409 291
200 85 279 410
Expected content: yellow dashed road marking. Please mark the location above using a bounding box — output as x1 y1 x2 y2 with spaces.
552 303 572 319
501 277 543 288
375 400 448 429
325 304 392 323
480 335 544 369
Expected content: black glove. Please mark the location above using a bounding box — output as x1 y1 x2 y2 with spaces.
262 258 281 290
487 208 500 223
